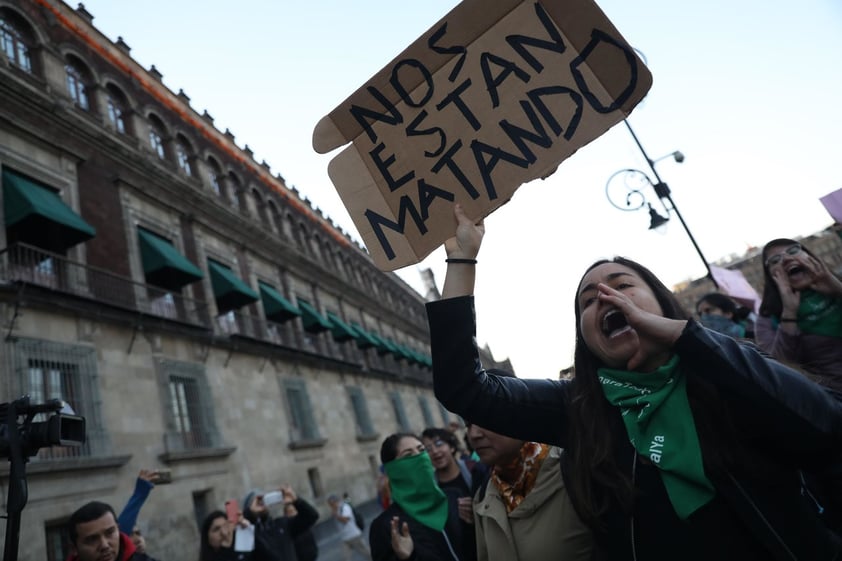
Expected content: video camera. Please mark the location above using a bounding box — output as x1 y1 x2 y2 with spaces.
0 396 86 458
2 396 86 561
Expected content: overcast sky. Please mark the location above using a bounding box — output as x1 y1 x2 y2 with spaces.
79 0 842 378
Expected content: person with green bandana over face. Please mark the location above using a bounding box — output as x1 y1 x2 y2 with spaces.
756 237 842 394
426 204 842 560
368 433 476 561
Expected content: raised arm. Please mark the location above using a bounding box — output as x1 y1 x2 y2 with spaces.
427 295 570 447
431 205 570 446
117 470 156 534
441 204 483 299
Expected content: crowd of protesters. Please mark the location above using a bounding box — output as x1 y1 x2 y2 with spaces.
60 213 842 561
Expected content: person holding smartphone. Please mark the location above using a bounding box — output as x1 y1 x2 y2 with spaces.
117 468 170 554
242 484 319 561
200 509 253 561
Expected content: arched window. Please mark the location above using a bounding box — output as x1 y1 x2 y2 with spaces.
266 200 281 235
296 223 308 251
174 134 194 177
65 55 92 111
148 114 167 160
0 10 33 73
105 83 130 135
250 188 271 226
310 234 323 262
227 172 242 210
207 156 223 196
283 211 296 240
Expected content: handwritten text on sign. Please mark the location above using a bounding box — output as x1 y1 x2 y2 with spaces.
315 0 651 270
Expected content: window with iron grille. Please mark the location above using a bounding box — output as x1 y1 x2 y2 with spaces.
156 358 220 452
283 378 320 443
6 337 107 459
389 391 411 432
347 386 375 438
418 396 435 429
44 518 72 561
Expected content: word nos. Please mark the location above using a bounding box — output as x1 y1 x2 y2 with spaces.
351 2 642 263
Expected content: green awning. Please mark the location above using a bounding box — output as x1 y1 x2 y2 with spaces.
390 340 412 362
297 300 332 333
258 282 300 323
369 331 397 356
406 347 425 365
137 228 203 291
3 168 95 252
350 323 379 349
326 312 358 343
207 259 259 314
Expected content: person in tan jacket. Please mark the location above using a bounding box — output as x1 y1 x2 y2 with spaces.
467 378 593 561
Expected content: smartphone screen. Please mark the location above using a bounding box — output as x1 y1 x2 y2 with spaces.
225 500 238 524
262 491 284 506
154 469 172 485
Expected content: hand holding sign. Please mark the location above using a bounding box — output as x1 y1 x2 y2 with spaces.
314 0 651 271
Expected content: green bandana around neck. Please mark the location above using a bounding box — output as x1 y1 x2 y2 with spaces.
795 289 842 338
384 451 449 531
598 356 715 519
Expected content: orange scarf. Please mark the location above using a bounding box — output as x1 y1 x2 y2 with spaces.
490 442 550 513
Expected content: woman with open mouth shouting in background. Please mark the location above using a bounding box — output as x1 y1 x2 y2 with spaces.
756 237 842 393
425 204 842 560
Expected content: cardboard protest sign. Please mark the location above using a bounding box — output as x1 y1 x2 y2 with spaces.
313 0 652 271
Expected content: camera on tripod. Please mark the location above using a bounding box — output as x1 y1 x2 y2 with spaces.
2 396 86 561
0 396 86 458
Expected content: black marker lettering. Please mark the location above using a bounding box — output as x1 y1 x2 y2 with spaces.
526 86 583 140
480 52 531 108
350 86 403 144
406 110 446 158
499 100 552 165
417 179 455 222
370 143 415 192
431 140 480 199
365 196 427 261
570 29 638 113
470 139 530 201
436 79 482 131
506 2 566 73
428 23 467 82
390 59 434 108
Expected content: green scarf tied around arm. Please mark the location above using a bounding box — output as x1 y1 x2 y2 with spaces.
598 355 715 519
384 451 449 531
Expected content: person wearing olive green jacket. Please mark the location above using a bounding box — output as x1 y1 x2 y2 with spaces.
468 394 592 561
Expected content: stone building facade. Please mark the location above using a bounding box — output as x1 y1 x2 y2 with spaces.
0 2 511 559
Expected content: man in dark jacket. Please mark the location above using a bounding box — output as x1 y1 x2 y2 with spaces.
242 485 318 561
67 501 157 561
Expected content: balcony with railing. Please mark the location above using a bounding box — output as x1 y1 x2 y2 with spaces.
0 243 434 379
0 242 209 326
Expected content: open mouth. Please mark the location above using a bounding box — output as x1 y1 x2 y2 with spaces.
785 264 806 278
601 309 631 338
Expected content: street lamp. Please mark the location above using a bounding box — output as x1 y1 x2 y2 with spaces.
605 120 718 288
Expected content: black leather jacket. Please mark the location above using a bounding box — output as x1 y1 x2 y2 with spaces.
427 296 842 560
